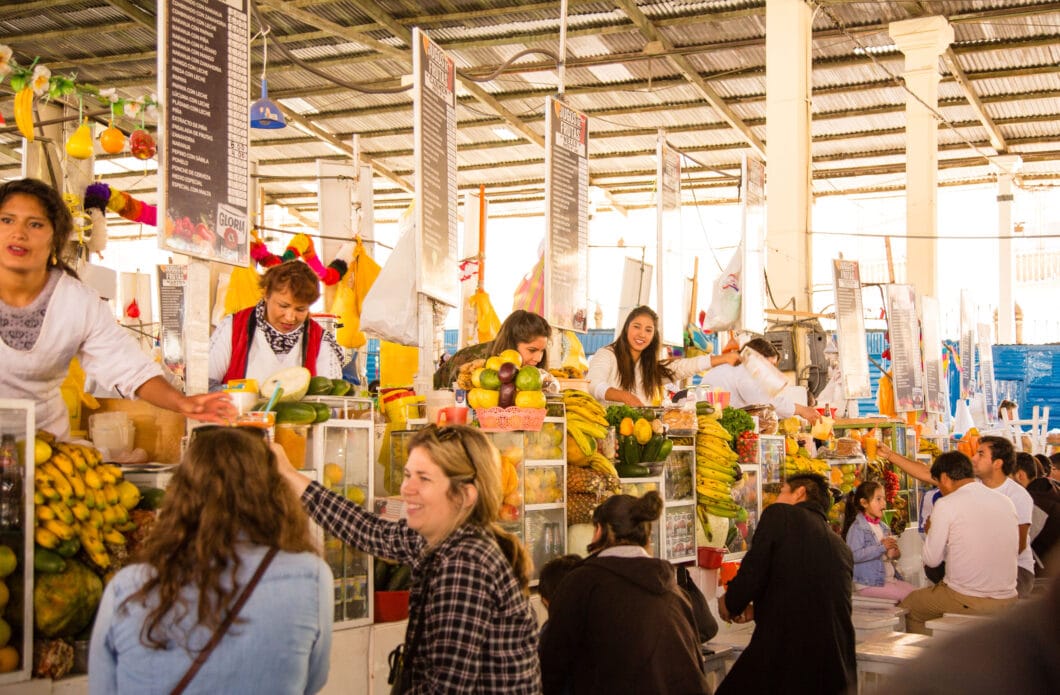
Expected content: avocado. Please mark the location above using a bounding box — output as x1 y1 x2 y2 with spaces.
34 548 67 574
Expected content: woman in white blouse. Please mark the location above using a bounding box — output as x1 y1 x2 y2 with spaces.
587 305 738 406
0 178 233 439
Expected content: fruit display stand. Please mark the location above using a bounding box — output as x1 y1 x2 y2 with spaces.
734 434 785 551
619 435 697 563
481 414 567 584
0 400 34 686
312 417 376 628
832 420 917 535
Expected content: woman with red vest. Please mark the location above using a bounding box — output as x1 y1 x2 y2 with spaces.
209 261 344 391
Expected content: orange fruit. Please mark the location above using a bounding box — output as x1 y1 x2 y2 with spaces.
99 125 125 154
0 645 16 673
0 547 15 578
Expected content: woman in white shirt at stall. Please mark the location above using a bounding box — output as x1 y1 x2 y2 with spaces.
0 178 232 439
587 305 738 407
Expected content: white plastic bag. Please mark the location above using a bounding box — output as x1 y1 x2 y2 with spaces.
704 244 741 331
360 222 418 345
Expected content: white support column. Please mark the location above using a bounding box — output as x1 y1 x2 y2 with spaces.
765 0 813 311
889 16 953 299
991 155 1021 344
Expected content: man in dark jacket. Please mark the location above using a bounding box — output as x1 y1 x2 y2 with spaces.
717 473 856 695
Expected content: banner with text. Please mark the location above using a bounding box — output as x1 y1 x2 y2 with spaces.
831 260 871 399
657 137 684 346
159 0 250 266
544 96 589 332
413 28 458 307
920 296 945 414
158 264 187 380
885 284 924 412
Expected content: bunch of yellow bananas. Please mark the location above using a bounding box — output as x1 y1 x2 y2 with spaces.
33 439 141 570
14 87 35 142
696 413 741 522
561 390 618 477
781 453 829 477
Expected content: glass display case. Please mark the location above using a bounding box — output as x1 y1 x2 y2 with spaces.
312 418 375 628
620 439 696 563
726 465 760 553
757 434 787 510
483 416 567 584
0 399 34 686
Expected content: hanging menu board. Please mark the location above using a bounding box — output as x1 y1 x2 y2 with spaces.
740 155 767 335
159 0 250 266
921 296 945 414
412 28 458 307
158 264 187 380
657 138 683 346
544 96 589 332
886 284 924 412
832 260 871 399
977 321 997 416
959 290 976 399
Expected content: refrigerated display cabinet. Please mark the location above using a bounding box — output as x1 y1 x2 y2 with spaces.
0 399 35 686
312 417 376 628
620 437 697 563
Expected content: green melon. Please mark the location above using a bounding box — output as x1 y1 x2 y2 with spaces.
260 367 312 403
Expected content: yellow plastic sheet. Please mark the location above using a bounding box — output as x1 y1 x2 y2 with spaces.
380 341 419 388
332 239 381 349
468 289 501 343
60 357 99 435
223 265 263 316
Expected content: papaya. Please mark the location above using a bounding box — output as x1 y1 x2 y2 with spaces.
633 418 653 445
619 417 634 437
34 558 103 638
308 376 335 396
273 401 318 425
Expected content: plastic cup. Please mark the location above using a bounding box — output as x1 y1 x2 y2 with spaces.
437 406 469 426
275 423 309 469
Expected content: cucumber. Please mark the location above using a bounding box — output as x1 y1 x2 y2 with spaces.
34 547 67 574
620 435 642 466
330 379 352 396
311 402 331 424
616 461 652 478
273 401 318 425
308 376 335 396
641 434 665 462
657 438 674 461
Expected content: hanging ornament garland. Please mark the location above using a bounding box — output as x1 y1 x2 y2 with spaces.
250 232 348 286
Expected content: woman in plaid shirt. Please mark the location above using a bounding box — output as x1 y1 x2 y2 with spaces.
276 424 541 693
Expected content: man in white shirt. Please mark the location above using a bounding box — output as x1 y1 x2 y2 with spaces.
698 338 820 424
899 451 1019 634
972 436 1035 597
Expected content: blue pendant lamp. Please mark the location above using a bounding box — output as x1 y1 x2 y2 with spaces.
250 28 285 129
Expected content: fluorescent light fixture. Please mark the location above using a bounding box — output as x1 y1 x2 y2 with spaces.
492 127 519 141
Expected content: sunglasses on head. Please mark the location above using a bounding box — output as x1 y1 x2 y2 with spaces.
424 424 477 483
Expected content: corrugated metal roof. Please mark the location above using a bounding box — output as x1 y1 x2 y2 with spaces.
0 0 1059 227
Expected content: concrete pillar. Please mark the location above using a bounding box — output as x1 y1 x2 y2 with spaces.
765 0 813 311
991 154 1021 344
889 16 953 299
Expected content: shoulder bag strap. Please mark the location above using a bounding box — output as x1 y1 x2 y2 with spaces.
169 547 279 695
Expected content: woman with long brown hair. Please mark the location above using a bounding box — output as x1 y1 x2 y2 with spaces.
89 427 332 694
587 305 738 406
278 423 540 694
0 177 232 439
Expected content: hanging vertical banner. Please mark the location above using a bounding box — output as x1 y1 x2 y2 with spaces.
959 290 976 399
317 159 356 262
412 28 458 307
544 96 589 332
921 296 945 414
656 137 684 346
886 284 924 412
740 154 766 334
977 321 997 416
159 0 251 266
831 260 871 399
158 264 188 380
